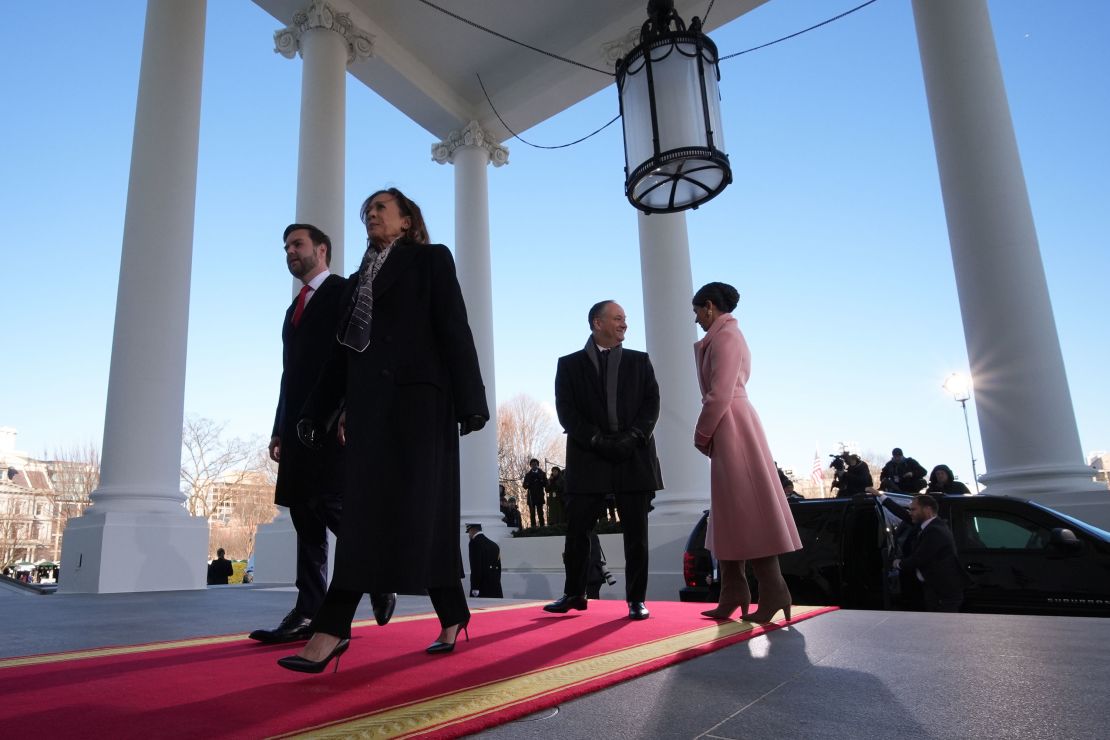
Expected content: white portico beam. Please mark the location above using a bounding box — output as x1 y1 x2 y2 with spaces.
912 0 1105 517
59 0 210 594
433 122 508 536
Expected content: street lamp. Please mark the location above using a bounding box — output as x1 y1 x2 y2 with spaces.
942 372 981 493
616 0 731 213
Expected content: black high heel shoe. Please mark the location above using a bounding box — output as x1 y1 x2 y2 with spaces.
425 618 470 655
277 637 351 674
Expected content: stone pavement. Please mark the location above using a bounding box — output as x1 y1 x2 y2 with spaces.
3 582 1107 739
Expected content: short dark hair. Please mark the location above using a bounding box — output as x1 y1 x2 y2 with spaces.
283 223 333 266
913 494 939 513
361 188 430 245
892 448 904 456
692 282 740 313
588 300 615 329
530 458 539 466
216 548 225 557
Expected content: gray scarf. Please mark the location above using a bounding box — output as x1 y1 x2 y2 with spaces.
585 338 621 432
338 241 395 352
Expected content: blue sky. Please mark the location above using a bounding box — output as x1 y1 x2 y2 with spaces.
4 0 1107 486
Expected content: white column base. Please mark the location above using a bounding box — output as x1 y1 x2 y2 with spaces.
253 507 336 585
59 510 209 594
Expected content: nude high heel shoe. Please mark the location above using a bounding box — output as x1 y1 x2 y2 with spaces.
701 560 751 620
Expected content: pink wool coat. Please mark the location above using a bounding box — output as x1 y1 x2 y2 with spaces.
694 313 802 560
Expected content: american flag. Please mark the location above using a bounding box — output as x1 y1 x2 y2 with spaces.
811 449 825 485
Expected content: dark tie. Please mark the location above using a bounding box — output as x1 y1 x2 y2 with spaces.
292 284 311 328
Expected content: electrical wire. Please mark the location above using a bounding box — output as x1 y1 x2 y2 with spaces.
416 0 613 76
720 0 880 60
477 74 621 150
472 0 883 150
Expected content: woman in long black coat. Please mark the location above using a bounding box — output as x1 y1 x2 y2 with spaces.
278 188 489 673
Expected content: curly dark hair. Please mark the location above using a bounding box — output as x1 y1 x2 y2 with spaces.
360 187 430 245
692 282 740 313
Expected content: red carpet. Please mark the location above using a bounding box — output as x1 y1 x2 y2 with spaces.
0 600 834 738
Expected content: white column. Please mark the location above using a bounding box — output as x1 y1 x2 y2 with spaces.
433 122 509 537
637 211 711 518
275 0 375 274
59 0 210 593
912 0 1106 524
638 211 712 601
255 3 373 582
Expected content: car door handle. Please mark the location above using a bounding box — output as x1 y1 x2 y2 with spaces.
965 563 991 575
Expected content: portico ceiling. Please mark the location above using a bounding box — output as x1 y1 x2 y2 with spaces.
251 0 768 141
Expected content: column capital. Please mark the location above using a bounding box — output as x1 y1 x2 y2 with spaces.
432 121 509 167
274 1 373 65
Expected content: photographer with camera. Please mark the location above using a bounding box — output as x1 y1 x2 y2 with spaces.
880 448 928 493
830 452 873 498
586 531 617 599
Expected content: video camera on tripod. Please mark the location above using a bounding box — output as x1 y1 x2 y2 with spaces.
828 452 852 472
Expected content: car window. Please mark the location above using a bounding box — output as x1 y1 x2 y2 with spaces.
964 511 1050 550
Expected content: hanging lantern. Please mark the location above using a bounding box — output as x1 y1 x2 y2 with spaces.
617 0 730 214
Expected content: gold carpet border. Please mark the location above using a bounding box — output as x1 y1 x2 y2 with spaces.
285 605 824 739
0 601 547 671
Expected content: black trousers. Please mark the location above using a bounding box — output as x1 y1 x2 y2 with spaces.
288 491 343 619
563 492 651 602
310 581 469 639
528 501 546 528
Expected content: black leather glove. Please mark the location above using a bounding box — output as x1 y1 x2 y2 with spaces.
296 418 323 450
459 414 486 436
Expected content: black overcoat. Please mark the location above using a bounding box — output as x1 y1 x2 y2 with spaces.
305 242 488 594
555 345 663 495
272 273 349 507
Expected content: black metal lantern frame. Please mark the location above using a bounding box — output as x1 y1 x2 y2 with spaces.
617 1 731 214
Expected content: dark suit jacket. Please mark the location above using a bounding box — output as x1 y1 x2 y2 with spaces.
555 344 663 495
899 518 966 601
272 273 348 507
468 533 502 597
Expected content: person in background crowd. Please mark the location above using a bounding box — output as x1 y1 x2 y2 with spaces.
927 464 971 495
880 448 928 493
207 548 233 585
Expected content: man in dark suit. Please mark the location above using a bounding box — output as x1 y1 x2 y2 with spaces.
544 300 663 621
893 494 967 612
206 548 233 585
250 223 394 644
466 523 503 598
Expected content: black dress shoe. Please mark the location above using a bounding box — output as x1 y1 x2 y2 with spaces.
277 638 350 674
628 602 650 620
543 594 588 613
249 609 313 644
370 593 397 626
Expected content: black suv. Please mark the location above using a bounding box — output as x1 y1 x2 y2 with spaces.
680 493 1110 617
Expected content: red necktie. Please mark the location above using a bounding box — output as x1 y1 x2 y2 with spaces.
292 285 311 327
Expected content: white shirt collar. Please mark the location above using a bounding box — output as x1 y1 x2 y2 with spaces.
920 515 938 530
303 269 331 292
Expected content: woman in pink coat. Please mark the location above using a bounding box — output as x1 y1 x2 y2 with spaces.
692 282 801 622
